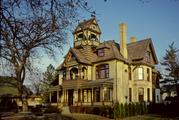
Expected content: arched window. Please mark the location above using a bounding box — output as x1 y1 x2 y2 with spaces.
96 64 109 79
77 34 83 41
70 68 78 80
138 88 144 102
62 70 66 80
90 34 97 40
82 67 87 79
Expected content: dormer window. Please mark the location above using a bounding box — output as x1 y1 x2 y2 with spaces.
145 51 151 63
98 48 104 57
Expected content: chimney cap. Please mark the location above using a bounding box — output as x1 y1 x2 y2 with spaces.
120 23 127 28
130 36 137 43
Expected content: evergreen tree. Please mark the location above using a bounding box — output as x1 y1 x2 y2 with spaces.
160 42 179 97
120 103 125 118
40 64 56 103
113 102 120 119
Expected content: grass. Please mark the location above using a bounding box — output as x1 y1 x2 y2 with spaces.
1 113 178 120
60 114 178 120
61 113 110 120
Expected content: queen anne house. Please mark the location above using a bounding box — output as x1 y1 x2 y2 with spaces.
48 18 161 107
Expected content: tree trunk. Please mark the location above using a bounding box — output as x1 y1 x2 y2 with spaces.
17 66 28 112
22 95 28 112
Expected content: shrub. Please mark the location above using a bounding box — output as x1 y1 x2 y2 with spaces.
120 103 125 118
124 103 129 117
44 105 61 113
113 102 120 119
128 103 132 116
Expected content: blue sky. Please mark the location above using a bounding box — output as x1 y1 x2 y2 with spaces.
40 0 179 71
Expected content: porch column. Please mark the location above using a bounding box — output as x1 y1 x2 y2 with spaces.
78 65 82 79
66 68 70 80
77 89 79 106
57 90 59 103
91 88 93 105
63 90 65 104
100 87 103 103
66 90 68 103
49 92 52 103
80 89 83 105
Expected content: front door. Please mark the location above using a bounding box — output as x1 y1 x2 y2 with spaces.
68 89 74 106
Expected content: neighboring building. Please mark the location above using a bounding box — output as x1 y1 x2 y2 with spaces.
48 18 161 107
0 76 42 109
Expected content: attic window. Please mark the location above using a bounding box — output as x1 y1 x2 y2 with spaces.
145 51 151 63
98 48 104 57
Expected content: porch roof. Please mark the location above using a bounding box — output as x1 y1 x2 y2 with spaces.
48 85 62 92
62 79 113 90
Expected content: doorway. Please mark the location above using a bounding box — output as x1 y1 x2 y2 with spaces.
68 89 74 106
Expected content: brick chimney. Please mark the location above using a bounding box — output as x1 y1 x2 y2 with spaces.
120 23 128 59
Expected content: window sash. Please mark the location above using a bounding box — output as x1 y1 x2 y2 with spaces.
147 68 150 81
96 64 109 79
129 88 132 102
98 49 104 57
145 51 151 63
138 88 144 102
138 67 143 80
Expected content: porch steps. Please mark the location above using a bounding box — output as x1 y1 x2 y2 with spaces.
61 106 71 114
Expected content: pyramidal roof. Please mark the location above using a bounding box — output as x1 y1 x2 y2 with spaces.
73 17 101 34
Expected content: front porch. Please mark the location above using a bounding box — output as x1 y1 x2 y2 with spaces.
48 79 114 107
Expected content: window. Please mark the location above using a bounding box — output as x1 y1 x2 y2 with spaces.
91 34 97 40
82 67 87 79
93 87 100 102
98 49 104 57
70 68 78 80
63 70 66 80
129 88 132 102
145 51 151 63
138 67 143 80
96 64 109 79
147 88 150 102
103 87 111 101
138 88 144 102
51 91 57 103
147 68 150 81
77 34 83 41
78 89 81 102
128 67 132 80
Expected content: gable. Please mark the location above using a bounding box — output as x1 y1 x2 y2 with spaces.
127 38 158 64
64 48 91 66
65 51 76 62
145 42 158 64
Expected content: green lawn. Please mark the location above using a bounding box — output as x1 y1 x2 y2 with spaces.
1 113 177 120
61 114 178 120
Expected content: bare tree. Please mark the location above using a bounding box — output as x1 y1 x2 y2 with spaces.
0 0 94 111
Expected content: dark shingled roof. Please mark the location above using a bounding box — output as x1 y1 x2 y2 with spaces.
71 48 92 65
127 38 151 60
93 40 125 63
73 18 101 34
59 38 157 68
